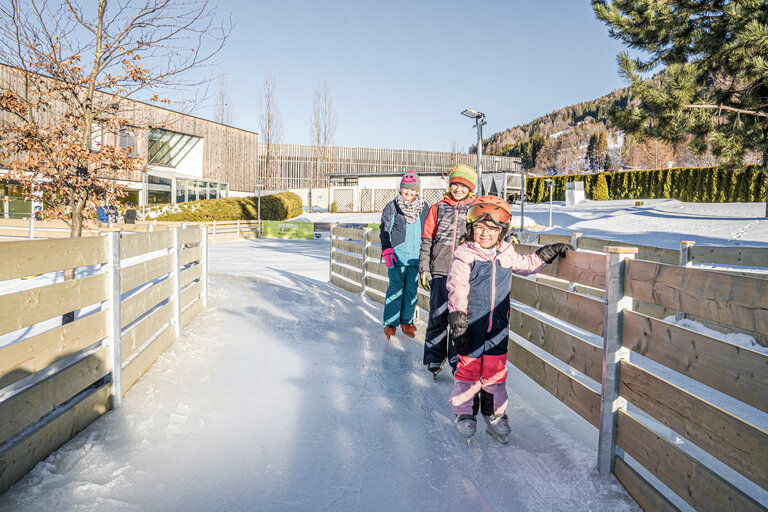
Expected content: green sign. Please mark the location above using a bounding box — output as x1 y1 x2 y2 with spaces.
263 221 315 239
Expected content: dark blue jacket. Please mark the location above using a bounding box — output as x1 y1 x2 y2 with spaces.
380 200 430 266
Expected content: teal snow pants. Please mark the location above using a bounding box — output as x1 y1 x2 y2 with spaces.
383 265 419 326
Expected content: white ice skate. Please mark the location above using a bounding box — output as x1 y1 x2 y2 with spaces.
455 414 477 445
483 414 511 444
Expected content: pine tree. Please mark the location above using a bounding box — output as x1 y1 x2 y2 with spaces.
592 173 611 200
604 153 612 172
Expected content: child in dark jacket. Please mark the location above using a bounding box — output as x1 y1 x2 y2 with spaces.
446 196 572 443
419 164 478 378
380 172 430 340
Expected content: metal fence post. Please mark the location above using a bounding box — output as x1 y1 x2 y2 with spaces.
237 219 241 240
172 227 182 337
201 226 208 307
328 224 337 282
361 228 372 296
675 241 695 320
213 220 217 245
597 246 637 474
568 232 582 292
107 231 123 408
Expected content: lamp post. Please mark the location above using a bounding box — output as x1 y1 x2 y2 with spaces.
545 178 555 228
520 164 526 232
494 157 502 199
461 108 486 196
255 180 264 237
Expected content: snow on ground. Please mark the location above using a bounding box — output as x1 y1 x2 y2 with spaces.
1 199 766 510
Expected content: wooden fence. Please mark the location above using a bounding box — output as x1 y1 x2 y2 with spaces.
329 226 768 512
0 218 262 245
0 226 208 493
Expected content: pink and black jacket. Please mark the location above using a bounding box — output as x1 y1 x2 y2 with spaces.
446 241 546 357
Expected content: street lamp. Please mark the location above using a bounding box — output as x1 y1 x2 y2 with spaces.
255 180 264 237
495 157 503 199
461 108 486 195
545 178 555 228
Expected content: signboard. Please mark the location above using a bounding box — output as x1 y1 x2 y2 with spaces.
263 221 315 239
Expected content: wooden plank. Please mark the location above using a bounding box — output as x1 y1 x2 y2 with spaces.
620 360 768 489
331 226 365 240
622 310 768 414
625 259 768 334
0 347 110 446
332 274 362 294
0 237 108 281
515 244 606 289
331 238 364 255
0 310 108 390
366 260 388 279
509 307 603 382
365 288 385 305
617 410 764 512
122 324 176 394
365 244 383 259
331 262 363 283
121 278 174 328
0 228 28 238
365 275 389 295
0 274 108 336
511 275 605 336
120 230 173 260
537 234 571 245
121 301 174 362
689 246 768 268
179 227 203 245
367 231 381 244
181 296 203 327
180 245 204 266
180 263 203 288
508 339 600 427
0 383 110 494
613 457 682 512
578 238 678 265
330 249 364 270
120 254 173 293
181 280 203 309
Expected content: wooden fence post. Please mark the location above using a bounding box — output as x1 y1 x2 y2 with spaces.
598 246 637 474
172 227 182 337
676 241 695 320
106 231 123 408
237 219 241 240
28 217 34 240
201 226 209 307
212 220 217 245
361 227 372 296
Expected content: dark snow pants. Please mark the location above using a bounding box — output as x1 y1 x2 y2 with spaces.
422 275 458 370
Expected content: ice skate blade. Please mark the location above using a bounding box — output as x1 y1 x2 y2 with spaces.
486 429 509 444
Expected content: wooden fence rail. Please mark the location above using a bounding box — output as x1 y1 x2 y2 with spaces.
0 226 208 493
328 225 768 512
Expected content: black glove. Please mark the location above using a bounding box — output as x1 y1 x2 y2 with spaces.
420 270 432 292
535 243 574 264
449 310 468 338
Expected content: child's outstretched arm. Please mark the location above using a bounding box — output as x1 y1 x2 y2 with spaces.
497 244 547 276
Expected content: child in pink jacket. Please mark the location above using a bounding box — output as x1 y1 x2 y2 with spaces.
446 196 572 443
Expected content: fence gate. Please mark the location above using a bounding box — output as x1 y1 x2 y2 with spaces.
332 188 355 212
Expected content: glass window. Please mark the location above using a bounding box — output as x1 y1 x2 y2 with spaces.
148 190 171 205
209 183 219 199
147 128 200 167
176 179 187 203
119 127 137 157
220 183 228 198
196 181 205 201
118 190 140 205
89 122 104 152
188 181 197 201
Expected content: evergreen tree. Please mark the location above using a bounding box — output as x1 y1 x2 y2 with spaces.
592 173 611 200
594 0 768 214
604 153 612 172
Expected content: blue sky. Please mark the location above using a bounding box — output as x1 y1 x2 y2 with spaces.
207 1 629 152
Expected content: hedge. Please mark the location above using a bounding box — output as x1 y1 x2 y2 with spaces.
525 166 766 204
148 192 303 221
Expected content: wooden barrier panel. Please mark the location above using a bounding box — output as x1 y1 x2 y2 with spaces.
622 310 768 414
0 274 108 336
508 339 601 428
366 260 388 279
365 275 389 295
0 383 110 494
0 310 108 390
181 296 203 327
121 301 174 362
689 246 768 268
0 237 108 281
365 289 385 305
331 262 363 283
122 324 176 394
120 278 174 328
179 228 203 245
0 227 30 239
510 275 605 336
625 259 768 335
180 264 204 288
537 234 571 245
578 237 679 265
508 307 603 383
365 245 382 259
367 231 381 244
617 410 764 512
331 238 364 255
515 243 606 289
331 226 365 241
620 360 768 490
417 291 429 311
332 274 362 294
0 347 109 446
180 245 204 266
121 230 174 260
120 254 173 294
181 280 203 309
613 457 681 512
331 249 364 270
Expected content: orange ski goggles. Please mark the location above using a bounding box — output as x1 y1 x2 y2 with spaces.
466 196 511 228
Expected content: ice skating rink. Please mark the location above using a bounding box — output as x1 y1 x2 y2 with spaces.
0 238 639 511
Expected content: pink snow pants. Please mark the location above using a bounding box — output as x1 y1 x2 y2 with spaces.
449 353 508 416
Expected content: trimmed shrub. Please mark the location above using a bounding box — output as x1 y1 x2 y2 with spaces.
150 192 303 222
591 173 611 200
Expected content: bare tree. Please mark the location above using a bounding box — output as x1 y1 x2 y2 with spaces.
214 69 234 126
258 70 283 189
309 81 336 210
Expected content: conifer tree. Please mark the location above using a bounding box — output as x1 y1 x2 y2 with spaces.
594 0 768 213
592 173 611 200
